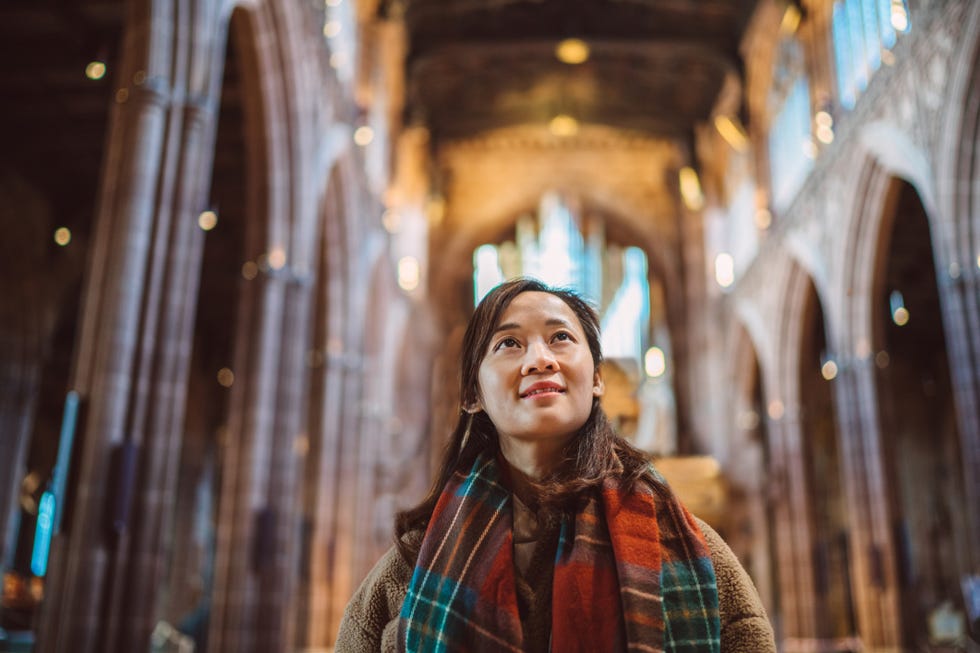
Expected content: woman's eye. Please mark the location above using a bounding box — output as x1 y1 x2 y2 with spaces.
552 332 572 342
495 337 519 350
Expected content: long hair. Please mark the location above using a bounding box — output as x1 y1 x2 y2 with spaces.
394 278 652 562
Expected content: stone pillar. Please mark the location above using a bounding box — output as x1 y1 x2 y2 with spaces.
34 1 227 649
832 356 904 651
937 26 980 563
766 405 819 648
208 268 288 653
38 12 216 653
107 98 218 652
255 271 317 651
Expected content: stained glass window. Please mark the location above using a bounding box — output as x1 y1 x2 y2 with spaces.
768 39 813 212
472 192 650 364
833 0 910 110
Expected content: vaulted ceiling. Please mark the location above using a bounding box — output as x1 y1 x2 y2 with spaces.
387 0 760 142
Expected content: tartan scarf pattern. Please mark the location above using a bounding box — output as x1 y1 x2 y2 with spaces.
398 453 720 652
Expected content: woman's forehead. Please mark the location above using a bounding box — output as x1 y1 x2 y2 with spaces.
496 291 583 329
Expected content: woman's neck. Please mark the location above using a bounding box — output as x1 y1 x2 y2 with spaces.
498 436 566 482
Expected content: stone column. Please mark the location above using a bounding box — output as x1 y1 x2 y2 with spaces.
832 356 904 651
34 0 226 648
208 266 287 653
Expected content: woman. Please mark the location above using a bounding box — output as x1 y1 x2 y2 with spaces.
337 278 775 652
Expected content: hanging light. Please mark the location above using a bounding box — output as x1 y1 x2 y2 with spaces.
890 0 910 32
398 256 420 291
713 115 748 152
555 38 589 64
679 167 704 211
549 114 579 137
644 347 666 378
889 290 909 326
820 352 838 380
714 253 735 288
85 61 106 80
197 210 218 231
354 126 374 146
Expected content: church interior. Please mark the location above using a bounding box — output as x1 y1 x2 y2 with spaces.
1 0 979 650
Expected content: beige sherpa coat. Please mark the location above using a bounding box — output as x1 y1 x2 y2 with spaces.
336 517 776 652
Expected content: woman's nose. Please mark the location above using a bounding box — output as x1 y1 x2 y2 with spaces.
521 340 558 375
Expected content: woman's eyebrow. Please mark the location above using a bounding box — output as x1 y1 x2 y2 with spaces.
492 318 571 334
492 322 521 334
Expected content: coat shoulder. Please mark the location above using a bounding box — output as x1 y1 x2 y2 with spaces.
693 517 777 653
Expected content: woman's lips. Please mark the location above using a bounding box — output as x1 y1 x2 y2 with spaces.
520 383 565 398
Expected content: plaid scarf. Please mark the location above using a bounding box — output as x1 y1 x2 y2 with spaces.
398 453 720 652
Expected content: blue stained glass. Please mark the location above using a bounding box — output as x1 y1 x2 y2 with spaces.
769 77 813 211
833 2 856 109
847 0 868 91
31 491 56 577
877 0 897 48
862 0 881 72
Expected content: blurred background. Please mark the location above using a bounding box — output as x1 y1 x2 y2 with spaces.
0 0 978 651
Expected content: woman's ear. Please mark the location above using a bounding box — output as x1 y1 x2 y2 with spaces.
592 371 605 397
463 398 483 414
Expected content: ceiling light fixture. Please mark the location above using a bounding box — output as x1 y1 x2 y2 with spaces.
549 114 579 137
679 166 704 211
713 115 748 152
555 38 589 64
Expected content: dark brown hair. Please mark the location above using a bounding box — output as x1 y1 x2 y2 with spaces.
394 278 652 562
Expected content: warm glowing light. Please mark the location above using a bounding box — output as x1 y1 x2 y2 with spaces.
241 261 258 280
325 0 342 6
713 115 748 152
889 290 909 326
780 5 801 34
323 20 341 37
217 367 235 387
976 254 980 269
398 256 420 291
875 350 890 368
714 253 735 288
881 49 895 66
85 61 106 80
755 209 772 230
816 125 835 144
644 347 667 378
268 247 287 270
891 0 909 32
555 38 589 64
815 111 833 128
821 360 838 381
115 88 129 103
382 209 401 233
679 167 704 211
329 52 345 69
767 399 784 420
354 126 374 146
198 210 218 231
549 114 579 137
53 227 72 246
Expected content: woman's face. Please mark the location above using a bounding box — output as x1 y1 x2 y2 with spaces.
473 291 603 449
